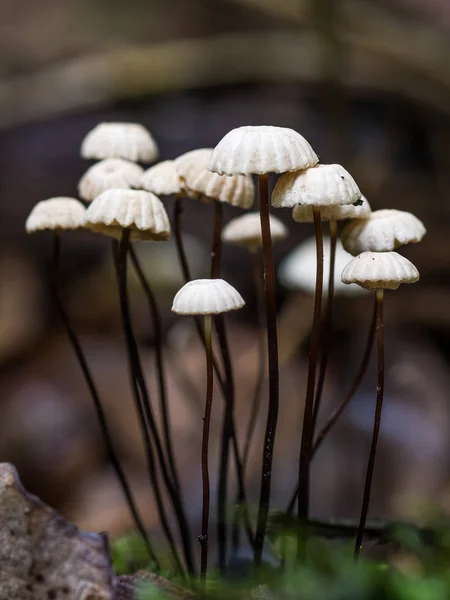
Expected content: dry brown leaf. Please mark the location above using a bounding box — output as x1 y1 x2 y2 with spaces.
0 463 114 600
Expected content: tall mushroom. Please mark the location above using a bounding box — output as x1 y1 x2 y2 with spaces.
172 278 245 582
272 163 361 532
341 251 420 558
208 125 318 564
83 189 194 575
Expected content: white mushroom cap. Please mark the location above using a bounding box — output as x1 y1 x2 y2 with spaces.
141 160 182 196
26 198 86 233
341 251 420 290
175 148 254 208
222 213 288 249
83 189 170 241
292 196 371 223
341 209 426 256
81 122 159 163
279 237 366 296
78 158 144 202
172 279 245 315
272 164 361 209
207 126 318 176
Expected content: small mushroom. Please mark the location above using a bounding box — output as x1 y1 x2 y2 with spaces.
141 160 182 197
341 251 419 558
83 189 170 241
78 158 144 203
341 209 426 256
26 197 85 233
172 278 245 581
81 122 159 163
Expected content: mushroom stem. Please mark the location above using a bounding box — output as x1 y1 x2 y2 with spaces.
49 233 158 566
311 218 337 433
173 193 192 282
129 246 181 495
254 172 280 566
210 201 223 279
297 207 323 534
285 293 377 515
232 247 265 550
312 294 377 457
114 233 186 575
354 288 385 559
200 313 214 582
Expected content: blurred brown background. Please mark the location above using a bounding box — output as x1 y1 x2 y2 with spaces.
1 0 450 552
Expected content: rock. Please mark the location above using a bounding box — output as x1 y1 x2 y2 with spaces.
0 463 114 600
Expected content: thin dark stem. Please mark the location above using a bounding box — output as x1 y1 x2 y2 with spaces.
286 294 377 515
297 208 323 537
129 247 180 494
210 201 223 279
216 314 234 573
114 233 183 573
254 173 279 566
242 249 266 471
312 294 377 457
209 201 231 572
200 314 214 582
50 234 157 566
354 289 385 559
173 194 192 282
116 240 195 575
232 248 265 551
311 218 337 433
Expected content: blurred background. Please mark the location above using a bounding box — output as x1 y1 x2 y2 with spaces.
1 0 450 555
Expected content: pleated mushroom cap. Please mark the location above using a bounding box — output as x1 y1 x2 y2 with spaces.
272 164 361 209
78 158 144 202
208 126 318 176
141 160 181 196
222 213 288 249
292 196 371 223
341 209 426 256
172 279 245 315
279 237 365 296
175 148 254 208
83 189 170 241
81 122 159 163
341 251 419 290
26 198 86 233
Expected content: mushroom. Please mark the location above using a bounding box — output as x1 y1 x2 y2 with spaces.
81 122 159 163
26 197 86 233
341 209 426 256
175 148 255 571
141 160 182 197
84 189 194 574
272 163 361 529
341 251 420 558
78 158 144 202
172 278 245 581
208 125 318 564
26 197 156 562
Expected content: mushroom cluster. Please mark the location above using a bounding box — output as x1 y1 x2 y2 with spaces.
23 119 425 578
